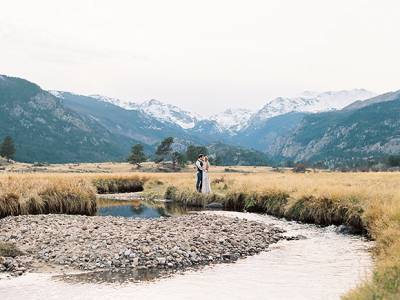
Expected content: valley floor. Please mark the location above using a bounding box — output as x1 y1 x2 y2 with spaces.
0 166 399 299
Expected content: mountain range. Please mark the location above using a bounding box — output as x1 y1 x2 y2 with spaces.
1 73 399 167
69 88 376 134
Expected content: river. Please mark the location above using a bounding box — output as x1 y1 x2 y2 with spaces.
0 201 373 300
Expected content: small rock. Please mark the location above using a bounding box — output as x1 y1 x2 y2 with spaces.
132 257 139 267
206 202 224 209
156 257 166 265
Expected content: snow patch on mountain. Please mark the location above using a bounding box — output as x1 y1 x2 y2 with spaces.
90 95 202 129
48 90 65 99
54 91 202 129
139 99 201 129
89 94 139 110
210 108 254 133
251 89 376 124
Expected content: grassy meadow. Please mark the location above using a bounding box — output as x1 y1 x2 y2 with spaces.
0 166 399 299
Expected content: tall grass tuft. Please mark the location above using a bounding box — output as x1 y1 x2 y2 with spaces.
0 176 97 218
93 176 146 194
285 195 365 232
247 190 289 217
164 186 224 207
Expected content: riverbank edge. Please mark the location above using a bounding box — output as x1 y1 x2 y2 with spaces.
166 186 366 233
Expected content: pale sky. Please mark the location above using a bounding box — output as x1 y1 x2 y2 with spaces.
1 0 399 115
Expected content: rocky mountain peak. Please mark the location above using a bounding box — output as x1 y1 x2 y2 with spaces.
249 89 376 126
210 108 254 133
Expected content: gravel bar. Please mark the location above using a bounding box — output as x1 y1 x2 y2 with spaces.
0 214 285 277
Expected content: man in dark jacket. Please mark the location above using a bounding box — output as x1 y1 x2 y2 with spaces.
195 154 204 192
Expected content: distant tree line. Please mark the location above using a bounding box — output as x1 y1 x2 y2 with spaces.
127 136 272 169
127 137 213 170
281 153 400 172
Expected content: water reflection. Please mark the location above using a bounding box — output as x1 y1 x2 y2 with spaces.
56 268 176 284
96 199 190 219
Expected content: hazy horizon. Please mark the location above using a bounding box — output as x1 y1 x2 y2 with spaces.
1 0 399 114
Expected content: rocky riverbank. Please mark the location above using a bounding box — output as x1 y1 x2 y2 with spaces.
0 214 285 277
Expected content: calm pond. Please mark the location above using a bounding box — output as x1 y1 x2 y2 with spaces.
0 198 373 300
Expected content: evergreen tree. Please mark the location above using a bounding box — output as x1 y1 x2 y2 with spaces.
185 145 208 162
214 155 223 166
0 136 16 161
155 137 174 162
172 151 186 170
127 144 146 167
388 155 400 167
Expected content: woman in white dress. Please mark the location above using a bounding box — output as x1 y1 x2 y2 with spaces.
201 156 212 194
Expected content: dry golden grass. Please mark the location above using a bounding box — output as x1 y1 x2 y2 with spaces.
0 173 150 217
138 171 400 205
0 169 399 298
0 174 98 217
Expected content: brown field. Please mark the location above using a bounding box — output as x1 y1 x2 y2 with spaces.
0 166 399 299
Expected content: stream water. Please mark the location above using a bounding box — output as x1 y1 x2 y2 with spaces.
0 200 373 300
96 198 190 219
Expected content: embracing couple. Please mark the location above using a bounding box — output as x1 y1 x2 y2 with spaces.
195 154 212 194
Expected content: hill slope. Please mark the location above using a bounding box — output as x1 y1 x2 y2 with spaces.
0 76 138 162
232 112 307 152
268 96 400 166
55 91 196 145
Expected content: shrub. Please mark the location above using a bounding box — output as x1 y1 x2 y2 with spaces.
292 163 307 173
164 186 178 200
0 242 23 257
212 177 225 184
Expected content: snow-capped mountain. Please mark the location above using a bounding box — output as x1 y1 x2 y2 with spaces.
89 94 139 110
53 92 202 130
48 90 65 99
210 108 254 133
250 89 376 125
139 99 201 129
52 88 376 134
